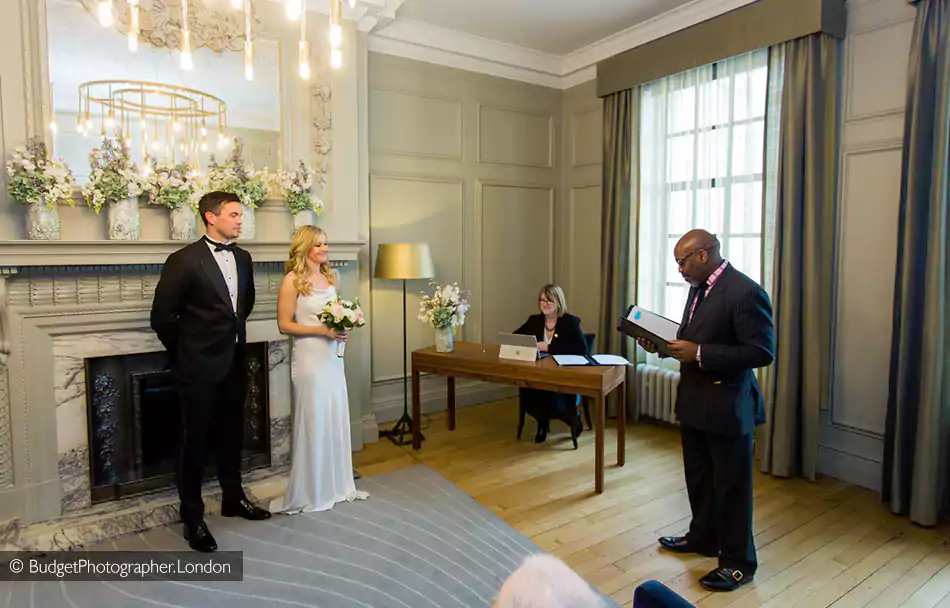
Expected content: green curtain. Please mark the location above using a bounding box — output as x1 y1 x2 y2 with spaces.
758 33 839 480
598 89 637 416
884 0 950 527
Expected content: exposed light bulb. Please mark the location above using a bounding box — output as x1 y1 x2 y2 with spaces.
85 119 94 129
128 1 139 52
201 142 208 151
349 0 355 6
180 50 193 71
200 126 207 136
97 0 113 27
285 0 301 20
245 39 254 81
106 116 116 128
173 121 181 132
125 138 132 147
329 23 342 49
141 163 150 176
298 39 311 80
330 48 342 70
77 122 84 134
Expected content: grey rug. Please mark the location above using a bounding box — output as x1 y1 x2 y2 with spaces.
2 465 616 607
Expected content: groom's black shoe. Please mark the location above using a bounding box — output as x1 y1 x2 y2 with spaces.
221 498 272 520
183 521 217 553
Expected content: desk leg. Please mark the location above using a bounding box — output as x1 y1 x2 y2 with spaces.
595 393 605 494
617 380 626 467
447 376 456 431
412 366 422 450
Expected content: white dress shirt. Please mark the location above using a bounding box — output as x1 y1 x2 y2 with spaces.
205 237 238 313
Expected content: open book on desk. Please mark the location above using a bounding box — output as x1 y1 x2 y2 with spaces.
616 305 681 357
552 354 633 366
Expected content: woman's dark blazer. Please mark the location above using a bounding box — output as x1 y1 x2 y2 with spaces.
513 313 588 356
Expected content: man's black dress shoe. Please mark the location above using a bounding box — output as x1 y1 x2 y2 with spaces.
699 567 753 592
221 498 272 520
657 536 717 557
353 468 362 480
183 521 217 553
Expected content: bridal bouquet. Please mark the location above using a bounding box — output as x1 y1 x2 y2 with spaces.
318 296 366 357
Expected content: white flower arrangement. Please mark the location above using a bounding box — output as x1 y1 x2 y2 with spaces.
206 138 269 209
5 137 75 209
418 281 470 330
145 160 201 211
82 137 146 214
272 160 323 215
318 296 366 357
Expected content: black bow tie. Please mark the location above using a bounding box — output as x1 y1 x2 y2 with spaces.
205 236 235 252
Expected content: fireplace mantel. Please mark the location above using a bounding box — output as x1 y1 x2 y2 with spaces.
0 239 367 268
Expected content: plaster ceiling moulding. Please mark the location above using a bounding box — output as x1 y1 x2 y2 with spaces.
77 0 266 53
299 0 409 33
366 0 762 89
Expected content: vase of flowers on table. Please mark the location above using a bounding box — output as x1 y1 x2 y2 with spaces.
207 138 269 240
273 160 323 230
418 281 470 353
318 296 366 357
5 137 75 240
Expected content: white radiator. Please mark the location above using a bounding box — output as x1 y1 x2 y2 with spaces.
636 363 680 425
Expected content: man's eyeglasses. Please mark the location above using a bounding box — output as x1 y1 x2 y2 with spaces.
676 248 709 267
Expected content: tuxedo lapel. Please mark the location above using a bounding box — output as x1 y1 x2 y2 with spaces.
197 244 235 314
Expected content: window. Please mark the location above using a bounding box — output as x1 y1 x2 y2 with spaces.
637 49 771 326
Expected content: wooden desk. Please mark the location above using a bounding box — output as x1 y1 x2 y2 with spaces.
411 342 627 493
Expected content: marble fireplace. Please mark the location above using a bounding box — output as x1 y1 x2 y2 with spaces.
0 239 367 552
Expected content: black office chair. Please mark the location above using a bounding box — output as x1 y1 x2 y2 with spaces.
516 332 597 440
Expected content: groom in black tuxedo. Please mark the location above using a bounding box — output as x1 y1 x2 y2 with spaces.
150 190 271 553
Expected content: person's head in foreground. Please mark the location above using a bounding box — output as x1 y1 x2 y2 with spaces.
495 554 603 608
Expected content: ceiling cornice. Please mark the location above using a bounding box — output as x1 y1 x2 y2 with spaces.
367 0 760 90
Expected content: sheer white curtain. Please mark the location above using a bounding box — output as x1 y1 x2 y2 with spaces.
636 48 775 368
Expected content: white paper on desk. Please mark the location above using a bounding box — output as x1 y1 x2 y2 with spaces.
552 354 590 366
626 306 680 343
592 354 632 366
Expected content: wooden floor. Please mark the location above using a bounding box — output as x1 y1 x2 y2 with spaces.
355 398 950 608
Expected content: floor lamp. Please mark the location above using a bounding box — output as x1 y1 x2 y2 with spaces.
373 243 435 446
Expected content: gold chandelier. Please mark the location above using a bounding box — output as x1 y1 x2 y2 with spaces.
77 79 230 170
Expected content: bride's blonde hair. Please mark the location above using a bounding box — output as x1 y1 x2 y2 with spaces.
285 225 337 296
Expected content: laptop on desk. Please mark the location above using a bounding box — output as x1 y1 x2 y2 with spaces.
497 332 539 362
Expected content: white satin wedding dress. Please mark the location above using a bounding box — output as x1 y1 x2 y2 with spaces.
270 284 369 513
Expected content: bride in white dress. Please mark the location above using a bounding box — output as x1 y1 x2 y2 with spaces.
270 225 369 513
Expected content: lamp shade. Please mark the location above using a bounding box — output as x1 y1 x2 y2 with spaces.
373 243 436 280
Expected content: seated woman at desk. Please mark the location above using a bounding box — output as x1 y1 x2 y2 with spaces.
513 284 587 447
